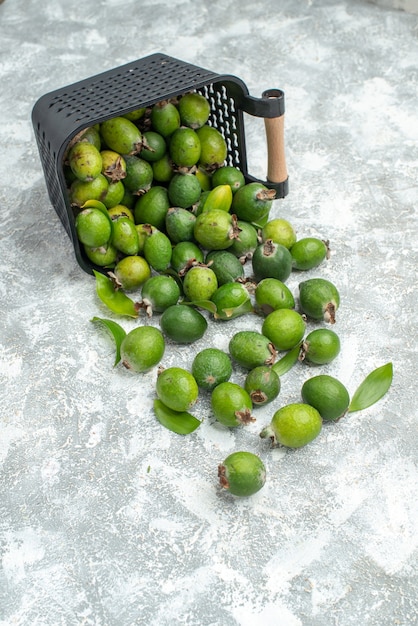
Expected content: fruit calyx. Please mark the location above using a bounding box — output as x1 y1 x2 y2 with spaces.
218 464 230 489
259 425 277 444
262 239 275 256
103 156 126 182
266 342 278 366
324 302 337 324
229 214 242 242
235 408 256 425
256 188 276 202
250 390 268 404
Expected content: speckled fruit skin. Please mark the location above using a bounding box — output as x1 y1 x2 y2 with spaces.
160 304 208 344
252 240 293 283
244 365 281 406
298 278 340 324
261 403 322 448
301 374 350 421
261 308 306 351
211 382 255 427
290 237 329 271
156 366 199 412
229 330 277 369
300 328 341 365
218 451 266 497
120 326 165 373
191 348 232 391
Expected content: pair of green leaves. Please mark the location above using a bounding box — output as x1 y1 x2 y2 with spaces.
91 317 201 435
273 344 393 415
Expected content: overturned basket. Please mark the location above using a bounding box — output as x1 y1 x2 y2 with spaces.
32 52 288 274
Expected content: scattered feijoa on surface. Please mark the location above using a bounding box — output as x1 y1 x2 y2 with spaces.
299 328 341 365
211 382 255 427
262 308 306 352
156 366 199 412
299 278 340 324
260 403 322 448
244 365 281 406
255 277 295 315
191 348 233 391
291 237 329 271
120 326 165 373
301 374 350 421
218 451 266 497
160 304 208 344
229 330 277 369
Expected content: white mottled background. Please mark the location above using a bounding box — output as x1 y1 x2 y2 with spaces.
0 1 417 625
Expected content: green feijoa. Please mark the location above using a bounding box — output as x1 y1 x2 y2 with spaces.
78 126 101 151
109 255 151 291
260 403 322 448
102 180 125 209
135 223 153 255
134 186 170 230
120 326 165 373
231 182 275 225
140 275 181 315
100 150 127 182
194 209 240 251
69 174 109 207
211 165 246 194
151 101 181 137
121 187 136 210
299 328 341 365
84 242 118 267
262 309 306 352
160 304 208 343
261 218 297 249
68 142 103 182
255 278 295 315
165 207 196 243
124 155 154 194
218 451 266 497
168 173 202 208
156 366 199 412
299 278 340 324
244 365 281 406
140 131 167 162
191 347 232 391
152 153 174 183
291 238 329 271
196 125 228 169
170 241 205 274
211 382 255 427
143 229 172 272
196 168 211 191
169 127 201 168
205 250 244 285
178 92 211 129
252 240 293 283
111 216 140 255
228 220 259 262
301 374 350 421
210 282 253 320
123 107 146 121
183 265 218 302
100 116 142 155
229 330 277 369
75 207 112 247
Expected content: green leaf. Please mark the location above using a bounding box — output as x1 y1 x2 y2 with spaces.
93 270 139 318
91 317 126 366
214 299 254 320
182 299 217 314
272 342 302 377
348 362 393 413
153 399 201 435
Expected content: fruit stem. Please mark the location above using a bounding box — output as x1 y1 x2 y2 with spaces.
259 425 276 443
324 302 336 324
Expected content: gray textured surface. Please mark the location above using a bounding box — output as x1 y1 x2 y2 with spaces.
1 1 417 625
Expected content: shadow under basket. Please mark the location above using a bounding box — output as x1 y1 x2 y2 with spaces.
32 52 289 275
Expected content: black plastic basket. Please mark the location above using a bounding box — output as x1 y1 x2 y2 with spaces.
32 52 288 275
